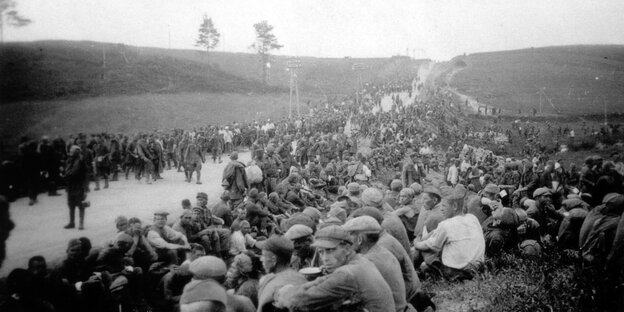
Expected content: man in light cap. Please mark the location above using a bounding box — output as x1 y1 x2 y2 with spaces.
147 210 191 264
223 151 249 209
346 182 364 208
393 188 419 241
384 179 404 209
256 235 307 312
344 216 413 312
285 224 315 271
277 225 395 312
362 187 411 255
414 185 485 281
187 255 255 312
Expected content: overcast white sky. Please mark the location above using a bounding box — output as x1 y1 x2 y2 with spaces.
4 0 624 60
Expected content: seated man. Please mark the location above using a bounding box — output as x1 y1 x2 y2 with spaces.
414 185 485 281
278 225 395 312
147 210 191 265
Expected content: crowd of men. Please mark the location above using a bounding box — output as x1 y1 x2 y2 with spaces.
1 77 624 312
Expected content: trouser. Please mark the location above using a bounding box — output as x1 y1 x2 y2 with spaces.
265 176 278 194
68 204 85 227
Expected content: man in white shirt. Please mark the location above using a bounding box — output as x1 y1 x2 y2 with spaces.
147 210 191 264
447 159 459 186
414 185 485 281
229 220 256 256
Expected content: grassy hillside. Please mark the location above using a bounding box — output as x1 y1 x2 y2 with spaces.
139 48 425 97
0 41 282 103
446 45 624 115
0 41 424 104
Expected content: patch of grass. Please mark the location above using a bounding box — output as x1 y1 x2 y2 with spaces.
448 45 624 115
423 249 584 312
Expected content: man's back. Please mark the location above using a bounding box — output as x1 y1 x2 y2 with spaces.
364 244 407 312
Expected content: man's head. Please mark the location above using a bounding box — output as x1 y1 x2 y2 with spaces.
27 255 47 277
190 256 228 282
181 210 194 226
196 193 208 207
361 188 384 209
182 199 192 209
422 186 442 209
153 210 169 229
189 243 206 261
482 184 500 201
230 152 239 160
180 280 227 312
390 179 403 192
115 233 134 252
311 225 353 273
128 217 143 235
399 188 415 205
257 235 294 273
343 216 382 253
240 220 251 235
533 187 552 202
444 185 467 219
285 224 315 258
66 239 83 261
115 215 129 232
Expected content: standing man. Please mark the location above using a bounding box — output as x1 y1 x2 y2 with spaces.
64 145 88 230
184 138 205 184
222 152 249 209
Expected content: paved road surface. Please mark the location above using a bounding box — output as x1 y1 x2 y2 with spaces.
2 151 252 276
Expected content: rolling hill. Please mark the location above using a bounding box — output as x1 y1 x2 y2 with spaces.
0 41 284 103
443 45 624 115
0 40 425 104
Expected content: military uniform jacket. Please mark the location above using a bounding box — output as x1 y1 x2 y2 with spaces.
285 253 395 312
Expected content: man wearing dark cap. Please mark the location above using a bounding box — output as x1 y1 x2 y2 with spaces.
285 224 315 271
256 235 307 312
223 152 249 209
278 225 395 312
147 210 191 264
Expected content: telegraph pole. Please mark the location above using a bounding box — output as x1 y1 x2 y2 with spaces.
286 58 302 118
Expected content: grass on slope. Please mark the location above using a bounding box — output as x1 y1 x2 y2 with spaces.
0 41 282 103
447 45 624 115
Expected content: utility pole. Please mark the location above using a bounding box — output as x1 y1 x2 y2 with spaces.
352 63 366 105
286 58 302 118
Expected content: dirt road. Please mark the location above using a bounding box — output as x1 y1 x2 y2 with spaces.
1 151 252 276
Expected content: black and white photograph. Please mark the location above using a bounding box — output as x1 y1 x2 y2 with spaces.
1 0 624 311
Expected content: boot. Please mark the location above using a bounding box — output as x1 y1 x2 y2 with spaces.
94 180 100 191
104 178 109 189
78 209 85 230
65 208 75 229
